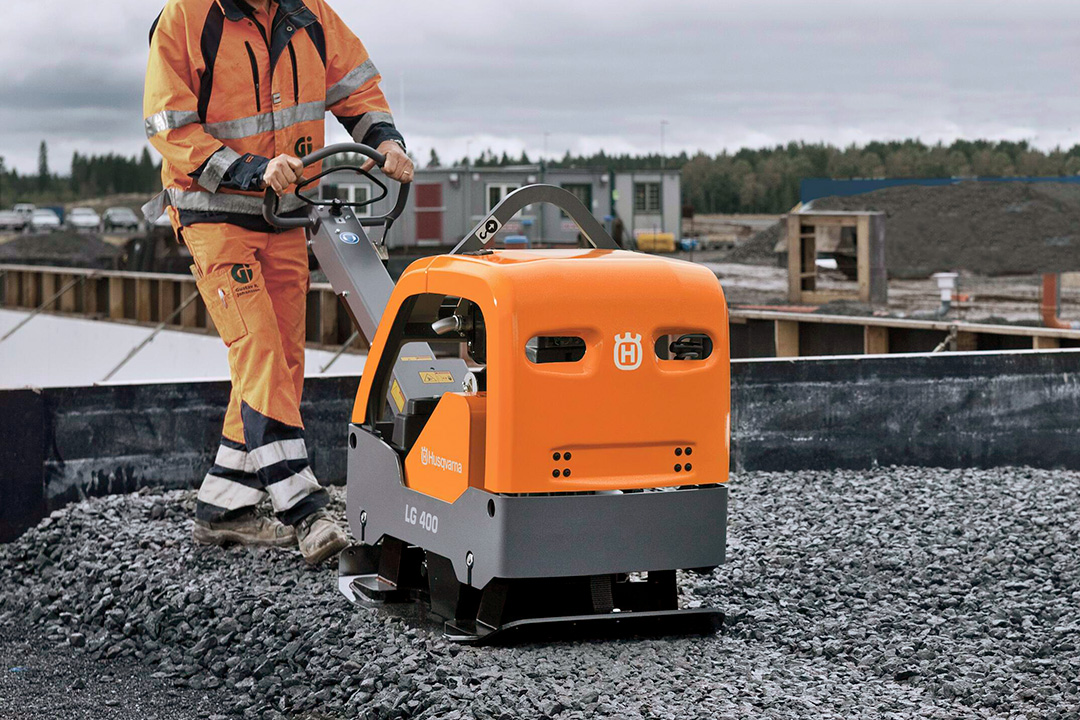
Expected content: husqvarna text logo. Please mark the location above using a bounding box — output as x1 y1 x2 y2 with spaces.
614 333 642 371
420 446 463 474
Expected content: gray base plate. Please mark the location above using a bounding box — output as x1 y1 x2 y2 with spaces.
446 608 723 645
339 567 724 645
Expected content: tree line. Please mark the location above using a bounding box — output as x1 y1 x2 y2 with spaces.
6 139 1080 214
0 141 161 206
435 140 1080 214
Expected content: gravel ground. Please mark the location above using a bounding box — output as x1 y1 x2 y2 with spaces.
0 622 229 719
2 467 1078 719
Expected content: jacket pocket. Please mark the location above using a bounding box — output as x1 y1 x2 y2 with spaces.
245 42 262 112
287 42 299 105
197 266 249 345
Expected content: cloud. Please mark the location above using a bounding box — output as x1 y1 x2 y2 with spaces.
2 0 1080 174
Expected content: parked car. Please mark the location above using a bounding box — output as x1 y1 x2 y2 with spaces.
30 208 62 232
102 206 141 232
13 203 36 222
67 207 102 232
0 210 27 231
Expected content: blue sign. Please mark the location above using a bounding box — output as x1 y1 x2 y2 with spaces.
801 175 1080 204
339 232 361 245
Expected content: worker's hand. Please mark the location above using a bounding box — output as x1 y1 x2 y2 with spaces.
263 154 305 196
361 141 414 183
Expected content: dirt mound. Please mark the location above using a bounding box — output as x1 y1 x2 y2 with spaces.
0 232 122 269
735 182 1080 277
817 181 1080 277
726 221 784 265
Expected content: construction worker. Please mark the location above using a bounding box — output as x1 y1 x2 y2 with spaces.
143 0 413 564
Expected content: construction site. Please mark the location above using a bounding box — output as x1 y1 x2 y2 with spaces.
3 2 1080 719
4 166 1080 719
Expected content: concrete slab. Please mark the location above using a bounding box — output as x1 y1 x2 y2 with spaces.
0 309 367 389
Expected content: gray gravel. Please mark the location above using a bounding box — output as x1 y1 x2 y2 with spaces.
0 621 229 719
2 466 1078 719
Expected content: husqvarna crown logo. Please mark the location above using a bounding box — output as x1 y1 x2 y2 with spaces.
614 333 642 371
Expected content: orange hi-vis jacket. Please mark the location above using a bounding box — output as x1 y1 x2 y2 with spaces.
143 0 403 230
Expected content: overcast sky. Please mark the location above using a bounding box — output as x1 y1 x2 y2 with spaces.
2 0 1080 173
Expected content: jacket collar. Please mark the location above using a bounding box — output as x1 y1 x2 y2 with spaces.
217 0 248 22
217 0 308 23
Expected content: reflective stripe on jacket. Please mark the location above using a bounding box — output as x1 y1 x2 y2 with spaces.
143 0 402 225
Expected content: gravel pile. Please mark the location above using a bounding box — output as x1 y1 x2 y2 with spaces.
735 181 1080 277
2 466 1077 719
724 221 784 266
0 231 122 269
811 182 1080 277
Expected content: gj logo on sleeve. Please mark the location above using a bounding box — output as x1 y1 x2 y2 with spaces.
614 333 642 371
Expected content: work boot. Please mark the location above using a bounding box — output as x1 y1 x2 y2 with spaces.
295 510 350 565
192 510 296 548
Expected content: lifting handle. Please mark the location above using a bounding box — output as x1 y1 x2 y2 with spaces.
451 184 620 254
261 142 411 231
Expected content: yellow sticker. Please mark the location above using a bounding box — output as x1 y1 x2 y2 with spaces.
400 356 434 362
390 379 406 413
420 371 455 384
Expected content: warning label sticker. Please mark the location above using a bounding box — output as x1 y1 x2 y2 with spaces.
390 380 406 413
400 356 434 362
419 371 455 385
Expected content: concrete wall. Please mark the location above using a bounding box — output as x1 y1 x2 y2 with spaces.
0 376 358 541
4 348 1080 540
731 349 1080 472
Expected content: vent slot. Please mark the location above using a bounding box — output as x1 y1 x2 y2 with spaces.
526 336 586 364
655 333 713 361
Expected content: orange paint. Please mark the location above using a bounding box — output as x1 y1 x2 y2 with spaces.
356 249 730 495
403 394 487 503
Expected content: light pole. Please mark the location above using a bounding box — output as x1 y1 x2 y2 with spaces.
465 140 473 232
660 120 669 169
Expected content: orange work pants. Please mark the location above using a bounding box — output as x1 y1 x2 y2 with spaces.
184 223 328 526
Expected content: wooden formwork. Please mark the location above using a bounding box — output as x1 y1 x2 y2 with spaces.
787 211 887 306
729 309 1080 359
0 264 365 352
4 264 1080 361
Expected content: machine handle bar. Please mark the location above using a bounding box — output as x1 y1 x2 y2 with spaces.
451 184 620 254
262 143 411 230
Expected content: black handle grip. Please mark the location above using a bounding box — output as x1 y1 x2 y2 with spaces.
261 142 411 230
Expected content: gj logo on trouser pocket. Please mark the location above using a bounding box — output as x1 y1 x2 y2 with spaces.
197 266 249 345
231 264 254 284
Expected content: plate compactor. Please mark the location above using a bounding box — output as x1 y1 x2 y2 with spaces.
264 144 730 643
